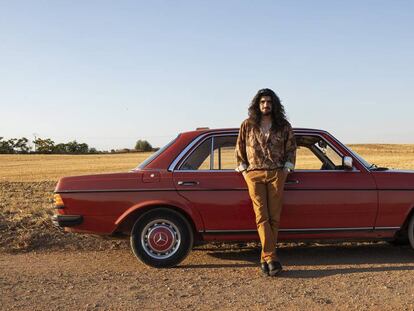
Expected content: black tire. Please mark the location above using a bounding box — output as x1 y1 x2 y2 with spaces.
408 213 414 250
387 238 409 246
130 208 194 268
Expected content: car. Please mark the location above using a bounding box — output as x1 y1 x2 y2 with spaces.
52 127 414 267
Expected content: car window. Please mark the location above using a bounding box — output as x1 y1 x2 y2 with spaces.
213 136 237 170
295 135 343 170
179 135 238 170
180 137 212 170
296 146 323 170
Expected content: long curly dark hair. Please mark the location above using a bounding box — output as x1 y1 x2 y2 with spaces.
248 88 288 129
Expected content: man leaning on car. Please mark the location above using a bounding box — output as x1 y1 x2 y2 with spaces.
235 88 297 277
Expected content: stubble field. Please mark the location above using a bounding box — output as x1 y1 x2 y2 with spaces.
1 144 414 310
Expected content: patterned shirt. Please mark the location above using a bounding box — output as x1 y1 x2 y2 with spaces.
235 118 297 172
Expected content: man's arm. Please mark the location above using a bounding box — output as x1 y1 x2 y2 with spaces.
235 120 249 173
283 122 297 171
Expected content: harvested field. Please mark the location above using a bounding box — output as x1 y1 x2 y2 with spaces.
0 152 150 252
0 145 413 310
0 153 151 182
348 144 414 170
0 145 413 253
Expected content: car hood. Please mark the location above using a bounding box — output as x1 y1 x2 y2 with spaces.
372 169 414 190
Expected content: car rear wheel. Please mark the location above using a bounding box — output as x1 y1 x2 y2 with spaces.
130 208 194 268
408 213 414 250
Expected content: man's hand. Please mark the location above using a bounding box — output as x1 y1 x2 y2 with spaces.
281 168 290 182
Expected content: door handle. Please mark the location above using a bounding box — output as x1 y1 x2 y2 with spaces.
177 181 199 186
285 179 299 185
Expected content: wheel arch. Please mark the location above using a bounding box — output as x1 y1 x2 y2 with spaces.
114 202 201 240
395 205 414 239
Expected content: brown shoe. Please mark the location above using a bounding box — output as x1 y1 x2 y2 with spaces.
268 261 283 276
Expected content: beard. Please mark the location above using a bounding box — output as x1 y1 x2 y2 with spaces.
261 110 271 116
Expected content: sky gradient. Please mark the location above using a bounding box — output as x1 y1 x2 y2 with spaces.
1 1 413 150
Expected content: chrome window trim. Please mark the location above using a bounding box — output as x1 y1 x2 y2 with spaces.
210 136 214 170
168 133 210 171
170 130 360 173
171 133 238 171
174 169 360 173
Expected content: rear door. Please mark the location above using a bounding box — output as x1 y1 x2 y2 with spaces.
172 133 256 231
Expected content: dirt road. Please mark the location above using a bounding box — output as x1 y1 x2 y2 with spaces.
1 243 414 311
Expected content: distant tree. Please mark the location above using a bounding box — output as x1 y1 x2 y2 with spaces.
0 137 14 154
77 143 89 154
65 140 78 153
33 138 55 154
135 140 152 152
64 141 89 154
53 143 67 154
14 137 30 153
0 136 95 154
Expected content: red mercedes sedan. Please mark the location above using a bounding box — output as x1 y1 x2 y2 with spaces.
52 128 414 267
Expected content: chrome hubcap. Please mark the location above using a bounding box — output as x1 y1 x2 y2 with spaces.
141 219 181 259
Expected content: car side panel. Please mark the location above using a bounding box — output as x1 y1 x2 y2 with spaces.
58 190 204 234
56 170 204 234
372 172 414 228
375 191 414 227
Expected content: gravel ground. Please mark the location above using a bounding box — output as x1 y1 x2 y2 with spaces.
1 243 414 311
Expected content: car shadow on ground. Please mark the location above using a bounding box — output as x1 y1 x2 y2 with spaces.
180 242 414 277
278 264 414 279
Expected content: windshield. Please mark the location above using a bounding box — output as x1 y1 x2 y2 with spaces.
136 134 180 170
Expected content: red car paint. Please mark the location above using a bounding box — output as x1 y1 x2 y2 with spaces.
54 128 414 244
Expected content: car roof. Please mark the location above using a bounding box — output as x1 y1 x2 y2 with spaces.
143 127 333 170
180 127 329 137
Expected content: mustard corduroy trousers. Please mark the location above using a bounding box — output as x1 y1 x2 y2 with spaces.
244 169 286 263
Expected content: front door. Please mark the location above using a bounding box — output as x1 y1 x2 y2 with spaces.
280 134 378 231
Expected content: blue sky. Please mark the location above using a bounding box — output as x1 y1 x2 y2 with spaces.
1 1 413 150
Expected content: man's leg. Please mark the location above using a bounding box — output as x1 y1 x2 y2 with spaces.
266 169 286 260
244 170 276 263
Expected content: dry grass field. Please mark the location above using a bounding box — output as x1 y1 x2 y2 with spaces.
347 144 414 170
0 144 413 253
0 152 150 252
1 145 414 310
0 152 152 182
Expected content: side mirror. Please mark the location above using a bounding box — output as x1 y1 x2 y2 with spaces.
343 156 353 170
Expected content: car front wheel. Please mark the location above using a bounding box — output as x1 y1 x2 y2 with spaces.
130 208 194 268
409 213 414 250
